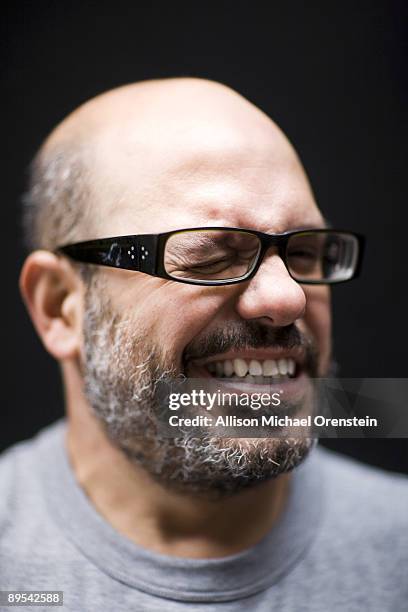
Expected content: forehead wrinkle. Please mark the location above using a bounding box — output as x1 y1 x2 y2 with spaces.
160 124 301 179
99 160 321 236
95 129 320 229
157 143 307 201
160 160 319 229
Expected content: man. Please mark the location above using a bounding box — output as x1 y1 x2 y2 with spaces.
1 78 407 610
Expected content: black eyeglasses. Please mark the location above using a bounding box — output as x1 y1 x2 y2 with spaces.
57 227 365 286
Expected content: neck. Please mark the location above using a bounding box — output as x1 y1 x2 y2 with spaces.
64 365 291 558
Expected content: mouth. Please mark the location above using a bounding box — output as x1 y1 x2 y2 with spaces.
180 349 314 427
186 350 304 385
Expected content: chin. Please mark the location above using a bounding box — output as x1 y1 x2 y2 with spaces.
136 435 315 499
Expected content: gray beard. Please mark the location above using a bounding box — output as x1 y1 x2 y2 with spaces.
81 279 315 498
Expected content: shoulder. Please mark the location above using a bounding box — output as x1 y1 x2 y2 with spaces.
315 444 408 542
317 444 408 497
0 420 66 535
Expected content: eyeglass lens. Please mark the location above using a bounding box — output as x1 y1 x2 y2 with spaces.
285 231 359 282
163 229 359 283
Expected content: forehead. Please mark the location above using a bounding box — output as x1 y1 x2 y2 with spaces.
90 120 324 237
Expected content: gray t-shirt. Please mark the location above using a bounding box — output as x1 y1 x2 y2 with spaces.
0 419 407 611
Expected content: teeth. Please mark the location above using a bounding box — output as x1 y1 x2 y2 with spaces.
263 359 279 376
249 359 263 375
224 360 234 377
233 358 249 377
278 358 288 376
206 357 297 378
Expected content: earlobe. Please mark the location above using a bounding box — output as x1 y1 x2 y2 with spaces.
19 251 83 361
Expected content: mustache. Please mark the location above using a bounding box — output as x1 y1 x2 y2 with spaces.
183 321 319 376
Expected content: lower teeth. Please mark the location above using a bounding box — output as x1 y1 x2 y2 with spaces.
215 373 293 381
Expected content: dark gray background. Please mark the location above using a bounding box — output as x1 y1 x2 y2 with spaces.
3 0 407 472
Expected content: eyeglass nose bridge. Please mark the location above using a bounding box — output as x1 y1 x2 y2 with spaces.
252 232 291 278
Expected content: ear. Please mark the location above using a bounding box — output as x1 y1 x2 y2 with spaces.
19 251 84 361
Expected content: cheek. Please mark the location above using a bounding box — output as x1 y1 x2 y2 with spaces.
303 287 332 371
107 273 230 363
151 287 231 359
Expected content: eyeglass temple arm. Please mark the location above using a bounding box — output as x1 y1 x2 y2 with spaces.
58 235 159 275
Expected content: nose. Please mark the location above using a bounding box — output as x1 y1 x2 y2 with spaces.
235 252 306 327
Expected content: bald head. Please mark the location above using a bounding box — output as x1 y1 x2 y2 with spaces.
46 78 280 151
23 78 314 253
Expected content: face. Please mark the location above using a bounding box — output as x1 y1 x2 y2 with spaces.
81 115 331 497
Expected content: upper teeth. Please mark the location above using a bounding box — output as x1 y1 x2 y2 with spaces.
207 358 296 378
